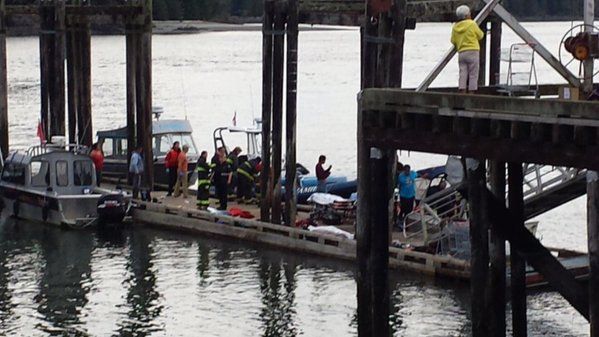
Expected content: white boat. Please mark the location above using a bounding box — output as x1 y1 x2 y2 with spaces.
0 141 130 228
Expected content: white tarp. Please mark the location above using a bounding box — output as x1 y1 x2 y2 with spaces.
308 225 354 240
307 193 347 205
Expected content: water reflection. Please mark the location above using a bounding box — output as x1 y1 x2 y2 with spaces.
258 259 298 337
35 224 93 336
115 231 163 336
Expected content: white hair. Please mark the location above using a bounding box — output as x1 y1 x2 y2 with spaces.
456 5 471 20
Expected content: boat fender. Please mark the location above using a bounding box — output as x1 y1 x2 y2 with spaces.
12 199 19 218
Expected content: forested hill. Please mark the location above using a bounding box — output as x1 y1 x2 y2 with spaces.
152 0 585 21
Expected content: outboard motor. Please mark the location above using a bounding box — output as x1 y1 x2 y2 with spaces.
97 193 128 225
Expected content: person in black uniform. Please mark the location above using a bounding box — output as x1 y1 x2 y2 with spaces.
212 147 232 210
237 156 261 203
226 146 242 198
196 151 210 210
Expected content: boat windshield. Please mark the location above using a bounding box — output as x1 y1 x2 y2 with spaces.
155 133 197 156
74 160 94 186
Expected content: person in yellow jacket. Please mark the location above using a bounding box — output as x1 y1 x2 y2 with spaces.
451 5 484 93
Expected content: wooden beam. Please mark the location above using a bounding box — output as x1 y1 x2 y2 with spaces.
588 171 599 337
0 0 7 157
270 0 286 225
482 186 590 320
76 16 92 146
39 5 52 140
508 162 527 337
468 160 490 337
6 4 142 17
489 18 501 86
284 0 299 227
260 0 274 222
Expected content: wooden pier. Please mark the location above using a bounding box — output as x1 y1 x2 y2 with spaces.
0 0 154 188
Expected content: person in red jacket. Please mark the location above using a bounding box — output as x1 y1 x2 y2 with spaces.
89 143 104 186
165 141 180 196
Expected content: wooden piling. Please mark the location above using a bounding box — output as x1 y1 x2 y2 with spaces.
66 15 78 144
50 0 66 138
76 15 92 146
284 0 298 227
260 0 274 223
487 19 506 337
478 20 487 87
0 0 7 157
135 0 153 190
270 0 286 225
39 4 52 140
467 159 489 337
126 23 137 166
588 171 599 337
489 18 501 86
508 161 527 337
488 160 506 337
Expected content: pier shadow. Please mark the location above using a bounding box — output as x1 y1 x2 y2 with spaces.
258 258 299 337
115 230 163 337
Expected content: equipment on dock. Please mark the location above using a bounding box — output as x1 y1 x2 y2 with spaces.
559 24 599 79
0 142 130 228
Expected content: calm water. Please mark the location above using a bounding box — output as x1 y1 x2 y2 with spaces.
0 22 592 335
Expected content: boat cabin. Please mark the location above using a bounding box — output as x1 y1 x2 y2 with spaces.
1 146 96 194
213 118 262 159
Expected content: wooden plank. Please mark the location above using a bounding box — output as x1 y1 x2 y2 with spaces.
6 4 142 17
285 0 299 227
467 160 489 336
483 186 590 320
588 171 599 337
508 162 527 337
0 0 7 157
260 0 274 223
488 160 506 337
361 89 599 121
270 0 286 225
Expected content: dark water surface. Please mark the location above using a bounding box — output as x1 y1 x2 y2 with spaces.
0 217 588 336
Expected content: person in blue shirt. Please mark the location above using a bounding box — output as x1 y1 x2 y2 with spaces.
129 146 144 199
397 164 418 221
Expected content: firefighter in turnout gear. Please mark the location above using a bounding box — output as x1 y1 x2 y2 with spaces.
196 151 210 210
237 156 262 204
212 147 232 210
227 146 242 198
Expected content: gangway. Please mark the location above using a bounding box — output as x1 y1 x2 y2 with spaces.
403 163 587 245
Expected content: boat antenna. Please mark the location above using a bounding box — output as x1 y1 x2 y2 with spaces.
180 73 189 120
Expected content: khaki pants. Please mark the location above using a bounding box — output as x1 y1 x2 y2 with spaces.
173 173 189 198
458 50 480 91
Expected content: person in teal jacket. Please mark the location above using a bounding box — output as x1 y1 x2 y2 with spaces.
451 5 484 93
398 164 418 222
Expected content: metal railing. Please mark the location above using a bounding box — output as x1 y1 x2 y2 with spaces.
26 144 89 157
404 163 584 247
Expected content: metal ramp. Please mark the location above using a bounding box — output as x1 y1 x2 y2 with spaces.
403 164 587 245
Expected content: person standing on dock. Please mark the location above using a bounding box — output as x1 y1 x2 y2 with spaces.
173 144 190 198
89 143 104 187
213 147 232 210
451 5 484 93
196 151 210 210
227 146 242 198
129 146 144 199
165 141 181 196
316 155 332 193
397 164 418 222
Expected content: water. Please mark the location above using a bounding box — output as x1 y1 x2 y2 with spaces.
0 22 592 335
